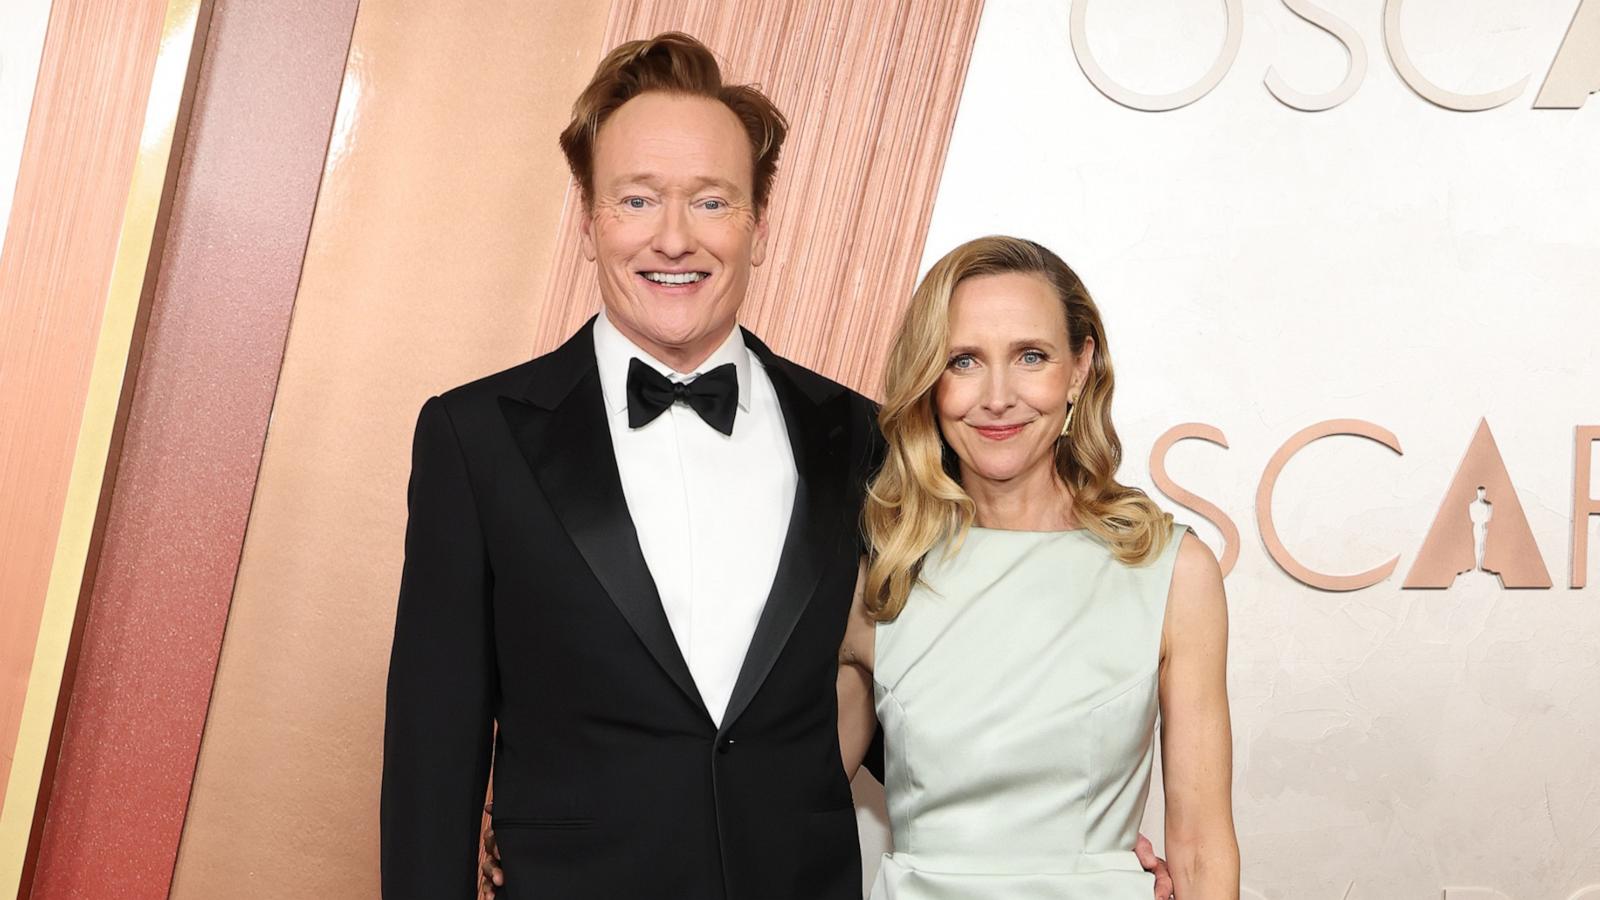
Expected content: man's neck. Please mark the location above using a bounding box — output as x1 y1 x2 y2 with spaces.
602 310 739 374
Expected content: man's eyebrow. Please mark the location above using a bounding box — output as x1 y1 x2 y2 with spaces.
613 173 664 186
690 176 742 193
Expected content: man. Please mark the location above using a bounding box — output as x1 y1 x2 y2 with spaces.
382 32 1172 900
381 32 877 900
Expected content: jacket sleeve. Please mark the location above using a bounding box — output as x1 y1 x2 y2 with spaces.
854 393 890 785
381 395 497 899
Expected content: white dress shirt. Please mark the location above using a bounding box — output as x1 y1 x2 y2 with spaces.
593 311 797 725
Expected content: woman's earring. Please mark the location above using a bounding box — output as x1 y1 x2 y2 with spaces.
1060 400 1075 439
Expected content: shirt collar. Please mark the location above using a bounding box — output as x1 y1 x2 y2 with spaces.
593 309 754 417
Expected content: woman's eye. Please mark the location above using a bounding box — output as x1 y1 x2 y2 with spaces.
949 355 974 370
1020 350 1044 365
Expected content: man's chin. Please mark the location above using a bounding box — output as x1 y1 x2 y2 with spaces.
617 314 735 360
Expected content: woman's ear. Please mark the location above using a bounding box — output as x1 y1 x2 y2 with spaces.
1073 335 1096 397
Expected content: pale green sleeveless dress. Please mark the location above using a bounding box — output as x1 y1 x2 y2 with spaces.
869 523 1188 900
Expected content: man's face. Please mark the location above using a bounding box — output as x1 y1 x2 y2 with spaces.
581 92 769 371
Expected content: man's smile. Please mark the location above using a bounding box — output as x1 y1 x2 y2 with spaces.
639 270 710 284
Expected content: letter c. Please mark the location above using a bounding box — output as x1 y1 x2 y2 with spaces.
1257 419 1402 591
1385 0 1529 111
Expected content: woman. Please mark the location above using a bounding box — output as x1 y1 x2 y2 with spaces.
480 235 1237 898
835 236 1238 898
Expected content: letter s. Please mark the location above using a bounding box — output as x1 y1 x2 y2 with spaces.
1266 0 1369 111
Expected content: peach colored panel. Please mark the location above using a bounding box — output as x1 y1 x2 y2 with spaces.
27 1 362 897
166 3 613 898
0 0 53 251
535 0 989 396
171 2 985 895
0 0 168 817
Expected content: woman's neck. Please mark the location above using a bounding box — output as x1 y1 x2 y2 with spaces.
963 463 1078 532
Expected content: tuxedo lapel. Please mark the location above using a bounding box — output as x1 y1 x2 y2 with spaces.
720 332 849 733
497 321 710 723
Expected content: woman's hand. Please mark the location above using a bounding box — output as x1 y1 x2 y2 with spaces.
1134 833 1174 899
478 801 503 899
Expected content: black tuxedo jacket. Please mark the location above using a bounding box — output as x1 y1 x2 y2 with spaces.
380 318 883 900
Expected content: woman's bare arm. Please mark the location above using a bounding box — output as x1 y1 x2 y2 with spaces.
1159 531 1241 899
837 561 876 779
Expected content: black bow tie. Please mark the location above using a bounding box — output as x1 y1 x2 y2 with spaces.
625 357 739 436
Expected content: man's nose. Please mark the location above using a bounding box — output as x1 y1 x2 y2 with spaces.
652 201 695 258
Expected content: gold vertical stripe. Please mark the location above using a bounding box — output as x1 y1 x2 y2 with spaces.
0 0 206 891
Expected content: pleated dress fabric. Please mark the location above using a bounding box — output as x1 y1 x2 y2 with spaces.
869 523 1188 900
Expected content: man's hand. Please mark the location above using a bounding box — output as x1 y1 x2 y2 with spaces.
478 801 504 900
1135 832 1173 899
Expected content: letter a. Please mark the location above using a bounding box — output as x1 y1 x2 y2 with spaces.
1536 0 1600 108
1405 419 1552 588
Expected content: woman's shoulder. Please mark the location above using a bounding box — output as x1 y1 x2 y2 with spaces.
1169 526 1219 586
1165 526 1227 632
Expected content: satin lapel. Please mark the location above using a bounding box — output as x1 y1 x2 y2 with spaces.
719 360 847 733
497 369 710 723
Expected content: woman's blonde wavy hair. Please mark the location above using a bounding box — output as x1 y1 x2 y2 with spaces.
864 236 1173 622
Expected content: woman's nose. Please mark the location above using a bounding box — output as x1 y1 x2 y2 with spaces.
980 371 1016 413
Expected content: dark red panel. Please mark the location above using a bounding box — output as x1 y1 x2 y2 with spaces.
28 0 361 896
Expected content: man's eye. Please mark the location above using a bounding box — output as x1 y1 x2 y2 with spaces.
625 197 647 209
703 199 723 211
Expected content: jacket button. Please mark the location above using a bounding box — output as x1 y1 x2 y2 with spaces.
717 738 735 754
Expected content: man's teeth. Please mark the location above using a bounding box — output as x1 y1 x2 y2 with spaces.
643 272 707 285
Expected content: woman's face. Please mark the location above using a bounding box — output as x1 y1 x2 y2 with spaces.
935 271 1091 488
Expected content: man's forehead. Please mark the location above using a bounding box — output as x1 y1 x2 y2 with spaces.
605 172 745 192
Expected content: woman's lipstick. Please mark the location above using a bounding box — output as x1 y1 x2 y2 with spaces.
971 422 1027 441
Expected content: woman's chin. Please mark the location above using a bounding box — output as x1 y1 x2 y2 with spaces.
960 453 1054 487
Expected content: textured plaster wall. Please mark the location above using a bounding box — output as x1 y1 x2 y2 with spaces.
903 0 1600 896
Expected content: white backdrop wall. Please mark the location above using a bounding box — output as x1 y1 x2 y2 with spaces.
853 1 1600 897
0 0 53 254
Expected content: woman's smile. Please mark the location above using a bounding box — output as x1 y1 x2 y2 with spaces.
968 421 1032 441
